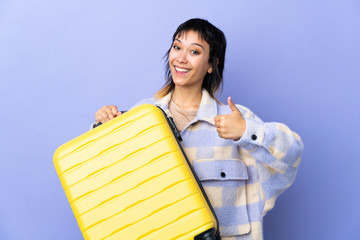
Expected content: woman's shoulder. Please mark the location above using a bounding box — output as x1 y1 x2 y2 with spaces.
130 97 157 109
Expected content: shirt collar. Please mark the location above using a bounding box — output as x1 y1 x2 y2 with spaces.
155 89 219 126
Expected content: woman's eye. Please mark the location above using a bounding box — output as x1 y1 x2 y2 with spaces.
191 50 200 55
173 45 180 50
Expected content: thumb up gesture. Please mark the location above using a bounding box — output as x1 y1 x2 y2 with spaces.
214 97 246 141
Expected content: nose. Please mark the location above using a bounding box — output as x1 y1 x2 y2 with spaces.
176 50 188 64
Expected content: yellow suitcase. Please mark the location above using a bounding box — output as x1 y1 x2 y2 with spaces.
53 104 219 240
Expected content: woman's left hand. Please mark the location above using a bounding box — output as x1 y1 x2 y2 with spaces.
214 97 246 141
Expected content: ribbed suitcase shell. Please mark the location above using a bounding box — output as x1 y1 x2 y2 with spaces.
54 104 218 240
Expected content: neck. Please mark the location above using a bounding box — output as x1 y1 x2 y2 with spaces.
171 86 202 111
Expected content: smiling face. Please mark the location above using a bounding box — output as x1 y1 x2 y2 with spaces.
168 30 213 90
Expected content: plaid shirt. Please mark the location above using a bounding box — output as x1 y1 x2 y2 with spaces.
134 89 304 240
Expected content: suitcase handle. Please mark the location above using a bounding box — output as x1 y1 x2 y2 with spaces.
94 111 127 128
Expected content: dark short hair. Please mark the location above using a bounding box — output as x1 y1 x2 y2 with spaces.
156 18 227 99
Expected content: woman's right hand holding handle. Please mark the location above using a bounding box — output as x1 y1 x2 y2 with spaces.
95 105 122 125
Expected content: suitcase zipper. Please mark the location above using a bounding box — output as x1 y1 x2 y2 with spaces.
157 106 220 239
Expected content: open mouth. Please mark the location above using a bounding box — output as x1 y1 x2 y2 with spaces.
174 66 190 73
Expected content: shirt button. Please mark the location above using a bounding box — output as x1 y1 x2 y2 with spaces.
251 134 257 141
221 172 226 178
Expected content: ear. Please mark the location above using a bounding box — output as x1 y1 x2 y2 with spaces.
208 58 219 74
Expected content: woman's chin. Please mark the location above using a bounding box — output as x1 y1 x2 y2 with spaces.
173 79 188 86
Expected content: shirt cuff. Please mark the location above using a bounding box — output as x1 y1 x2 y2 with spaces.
235 117 265 151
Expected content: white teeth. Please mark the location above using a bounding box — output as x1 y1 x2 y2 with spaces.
175 66 190 72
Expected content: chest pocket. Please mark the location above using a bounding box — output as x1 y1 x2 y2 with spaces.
193 159 251 236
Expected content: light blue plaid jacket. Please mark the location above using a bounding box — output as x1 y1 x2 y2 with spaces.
134 89 304 240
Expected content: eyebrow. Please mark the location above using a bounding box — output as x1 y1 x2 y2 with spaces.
174 39 205 50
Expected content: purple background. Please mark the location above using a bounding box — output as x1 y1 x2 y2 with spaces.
1 0 359 239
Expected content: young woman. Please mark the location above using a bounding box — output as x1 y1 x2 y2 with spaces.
94 18 304 240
